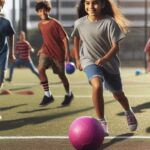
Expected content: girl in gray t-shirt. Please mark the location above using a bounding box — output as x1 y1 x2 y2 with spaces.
72 0 137 136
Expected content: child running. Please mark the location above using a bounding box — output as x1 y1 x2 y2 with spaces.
6 31 39 82
0 0 15 118
35 1 74 106
72 0 138 136
0 0 15 88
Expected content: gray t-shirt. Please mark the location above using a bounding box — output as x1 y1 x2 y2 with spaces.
71 16 125 74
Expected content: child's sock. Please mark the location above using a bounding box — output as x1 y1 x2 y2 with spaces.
66 90 72 96
41 80 51 97
125 107 133 115
44 91 51 97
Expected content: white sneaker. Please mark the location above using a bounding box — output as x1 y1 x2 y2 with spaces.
125 108 138 131
100 120 109 136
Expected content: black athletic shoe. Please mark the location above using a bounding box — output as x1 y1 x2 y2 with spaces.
39 95 54 106
61 92 74 106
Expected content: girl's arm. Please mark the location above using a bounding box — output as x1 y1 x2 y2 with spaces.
95 42 119 67
74 36 82 71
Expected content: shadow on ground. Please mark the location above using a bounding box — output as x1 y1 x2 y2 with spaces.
0 106 94 131
99 133 134 150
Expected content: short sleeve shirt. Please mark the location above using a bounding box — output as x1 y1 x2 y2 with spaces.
16 41 31 60
38 18 67 61
71 16 125 74
0 17 15 54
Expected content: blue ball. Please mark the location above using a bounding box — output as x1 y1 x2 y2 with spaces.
135 69 142 75
65 62 76 74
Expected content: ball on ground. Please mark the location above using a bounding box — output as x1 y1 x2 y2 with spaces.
68 116 104 150
135 69 142 75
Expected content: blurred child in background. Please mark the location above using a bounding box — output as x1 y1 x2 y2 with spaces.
6 31 39 82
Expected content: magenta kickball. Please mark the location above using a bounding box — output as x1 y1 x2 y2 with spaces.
68 116 104 150
65 62 76 74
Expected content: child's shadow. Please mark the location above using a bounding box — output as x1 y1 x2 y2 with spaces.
98 133 134 150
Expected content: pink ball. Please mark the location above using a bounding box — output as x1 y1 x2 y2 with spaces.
68 116 104 150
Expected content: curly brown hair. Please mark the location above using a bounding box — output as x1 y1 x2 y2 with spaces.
35 1 51 12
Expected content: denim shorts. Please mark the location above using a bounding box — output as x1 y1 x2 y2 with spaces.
84 64 122 92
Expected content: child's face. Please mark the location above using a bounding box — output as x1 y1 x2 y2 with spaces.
84 0 102 17
19 32 25 41
36 9 48 20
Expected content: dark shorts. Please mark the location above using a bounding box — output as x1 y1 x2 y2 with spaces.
0 50 9 83
39 54 65 75
0 70 6 83
84 64 122 92
0 50 9 71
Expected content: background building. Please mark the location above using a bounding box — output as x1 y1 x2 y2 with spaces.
26 0 150 29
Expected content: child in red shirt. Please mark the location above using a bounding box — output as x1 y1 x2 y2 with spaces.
6 31 39 81
35 1 73 106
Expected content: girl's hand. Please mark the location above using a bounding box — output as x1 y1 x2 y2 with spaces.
95 57 107 67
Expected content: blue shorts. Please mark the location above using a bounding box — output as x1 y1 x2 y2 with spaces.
84 64 122 92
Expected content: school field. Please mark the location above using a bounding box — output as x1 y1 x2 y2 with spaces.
0 67 150 150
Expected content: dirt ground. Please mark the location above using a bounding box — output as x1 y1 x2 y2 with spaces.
0 138 150 150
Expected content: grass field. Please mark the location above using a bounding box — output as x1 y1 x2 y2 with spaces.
0 67 150 150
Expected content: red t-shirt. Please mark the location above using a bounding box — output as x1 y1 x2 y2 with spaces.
16 41 31 60
38 18 67 60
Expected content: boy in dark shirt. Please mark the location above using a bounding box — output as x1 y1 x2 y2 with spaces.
0 0 15 88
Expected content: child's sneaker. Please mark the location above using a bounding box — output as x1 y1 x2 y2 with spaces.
61 92 74 106
99 120 109 136
125 108 138 131
39 95 54 106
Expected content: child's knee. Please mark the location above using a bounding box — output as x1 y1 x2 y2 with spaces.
38 65 45 73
